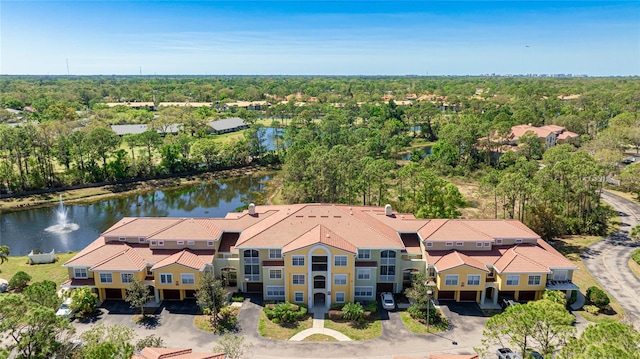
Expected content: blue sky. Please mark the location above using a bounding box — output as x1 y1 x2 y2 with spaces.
1 1 638 75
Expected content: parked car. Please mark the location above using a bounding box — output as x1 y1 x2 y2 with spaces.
380 292 395 311
499 296 517 309
622 157 636 165
55 297 74 319
0 280 8 293
497 348 522 359
528 351 544 359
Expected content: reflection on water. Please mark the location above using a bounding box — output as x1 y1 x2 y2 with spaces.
0 175 270 255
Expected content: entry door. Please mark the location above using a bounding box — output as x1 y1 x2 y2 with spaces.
314 293 325 308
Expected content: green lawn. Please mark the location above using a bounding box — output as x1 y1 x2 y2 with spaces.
629 249 640 280
257 310 313 340
0 253 76 288
323 315 382 340
400 311 448 335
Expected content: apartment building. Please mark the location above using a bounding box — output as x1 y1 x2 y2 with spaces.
62 204 578 309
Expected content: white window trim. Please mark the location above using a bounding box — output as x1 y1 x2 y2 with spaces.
476 242 483 247
207 241 214 247
515 239 523 244
357 268 371 280
354 286 374 298
177 240 184 245
181 273 195 285
150 240 157 246
119 237 126 242
528 275 541 286
484 242 491 247
335 291 345 303
120 272 133 284
269 249 282 259
445 274 459 286
334 274 347 286
426 242 433 247
294 291 304 303
334 255 347 267
292 274 305 285
99 272 113 284
269 269 282 280
139 237 146 243
292 255 305 266
445 242 453 247
266 286 285 297
74 268 88 279
467 274 481 286
456 242 464 247
357 249 371 259
160 273 173 285
506 275 520 286
187 240 195 245
496 239 503 245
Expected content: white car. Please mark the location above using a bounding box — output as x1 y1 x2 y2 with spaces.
380 292 395 311
56 297 74 319
496 348 522 359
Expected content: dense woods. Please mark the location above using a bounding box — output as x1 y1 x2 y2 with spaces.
1 75 639 237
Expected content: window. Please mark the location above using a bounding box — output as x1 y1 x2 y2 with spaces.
335 292 345 303
294 292 304 303
426 242 433 247
207 241 214 247
99 273 113 283
334 255 347 267
244 250 260 281
269 269 282 280
266 286 285 297
160 273 173 284
187 240 195 245
292 255 305 266
121 273 133 284
119 237 126 242
427 267 436 278
334 274 347 285
496 239 503 245
354 286 373 298
552 270 568 281
151 241 157 246
314 275 326 289
380 250 396 282
445 242 453 247
181 273 195 284
74 268 88 279
456 242 464 247
357 249 371 259
269 249 282 259
177 240 184 245
312 256 328 271
476 242 483 247
292 274 305 285
139 237 145 243
528 275 541 286
515 239 523 244
445 274 458 286
158 240 164 246
484 242 491 247
467 274 481 286
506 275 520 286
357 269 371 280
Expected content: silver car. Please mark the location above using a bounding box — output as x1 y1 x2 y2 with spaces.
380 292 395 311
55 297 74 319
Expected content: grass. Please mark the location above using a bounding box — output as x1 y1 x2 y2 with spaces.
552 236 625 323
629 249 640 280
257 310 313 340
303 334 338 342
323 314 382 340
194 315 215 332
0 252 77 288
400 311 448 335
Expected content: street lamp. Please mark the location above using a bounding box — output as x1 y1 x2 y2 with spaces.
425 280 436 333
211 282 218 327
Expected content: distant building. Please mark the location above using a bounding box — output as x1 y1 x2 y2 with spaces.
157 102 213 108
207 117 249 134
223 101 269 111
105 102 155 110
111 124 182 136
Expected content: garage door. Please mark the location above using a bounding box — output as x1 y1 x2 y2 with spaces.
377 283 394 293
518 291 536 301
184 290 197 299
459 291 478 302
105 288 123 300
437 291 455 300
246 282 263 293
163 289 181 300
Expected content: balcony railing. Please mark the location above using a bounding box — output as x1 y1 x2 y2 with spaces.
312 264 328 271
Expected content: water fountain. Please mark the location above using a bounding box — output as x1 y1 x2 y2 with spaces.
45 194 79 234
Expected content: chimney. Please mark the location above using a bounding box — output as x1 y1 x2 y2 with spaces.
248 203 256 216
385 204 392 216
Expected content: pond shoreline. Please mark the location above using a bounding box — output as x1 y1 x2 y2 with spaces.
0 164 279 212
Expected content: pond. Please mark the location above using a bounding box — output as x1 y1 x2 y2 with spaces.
0 174 270 256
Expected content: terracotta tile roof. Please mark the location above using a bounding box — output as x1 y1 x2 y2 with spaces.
515 242 578 270
418 220 494 242
133 347 226 359
148 218 222 241
61 278 96 287
151 250 214 271
511 124 553 140
462 220 540 240
557 131 578 139
432 251 488 272
63 239 131 267
102 217 183 238
539 124 566 134
262 260 285 266
90 246 146 272
282 224 357 254
355 261 378 267
493 247 551 273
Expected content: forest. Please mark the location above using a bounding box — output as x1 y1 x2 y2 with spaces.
1 75 640 240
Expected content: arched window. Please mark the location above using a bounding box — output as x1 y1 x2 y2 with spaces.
244 250 260 281
314 275 326 289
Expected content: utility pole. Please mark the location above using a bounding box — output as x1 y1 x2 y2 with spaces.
66 59 70 76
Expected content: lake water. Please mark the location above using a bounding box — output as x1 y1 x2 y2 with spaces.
0 175 270 256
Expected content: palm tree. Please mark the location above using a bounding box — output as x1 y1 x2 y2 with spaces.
0 245 9 264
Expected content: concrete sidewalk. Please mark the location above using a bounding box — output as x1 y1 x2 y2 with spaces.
289 311 351 341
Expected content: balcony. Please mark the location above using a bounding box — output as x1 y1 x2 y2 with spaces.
545 279 579 291
312 264 328 271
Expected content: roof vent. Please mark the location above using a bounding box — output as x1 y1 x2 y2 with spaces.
326 233 330 238
248 203 256 215
385 204 392 216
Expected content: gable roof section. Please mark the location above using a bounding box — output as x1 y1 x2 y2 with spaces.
63 238 127 267
102 217 183 238
90 246 146 272
282 225 357 254
432 251 489 272
151 250 214 271
419 220 494 242
493 246 551 274
464 220 540 240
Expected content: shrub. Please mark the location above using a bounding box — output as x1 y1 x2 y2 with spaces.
632 249 640 265
586 286 610 309
217 306 239 332
583 305 600 315
231 296 244 303
70 287 98 316
543 290 567 306
342 302 365 322
264 302 307 324
9 271 31 291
